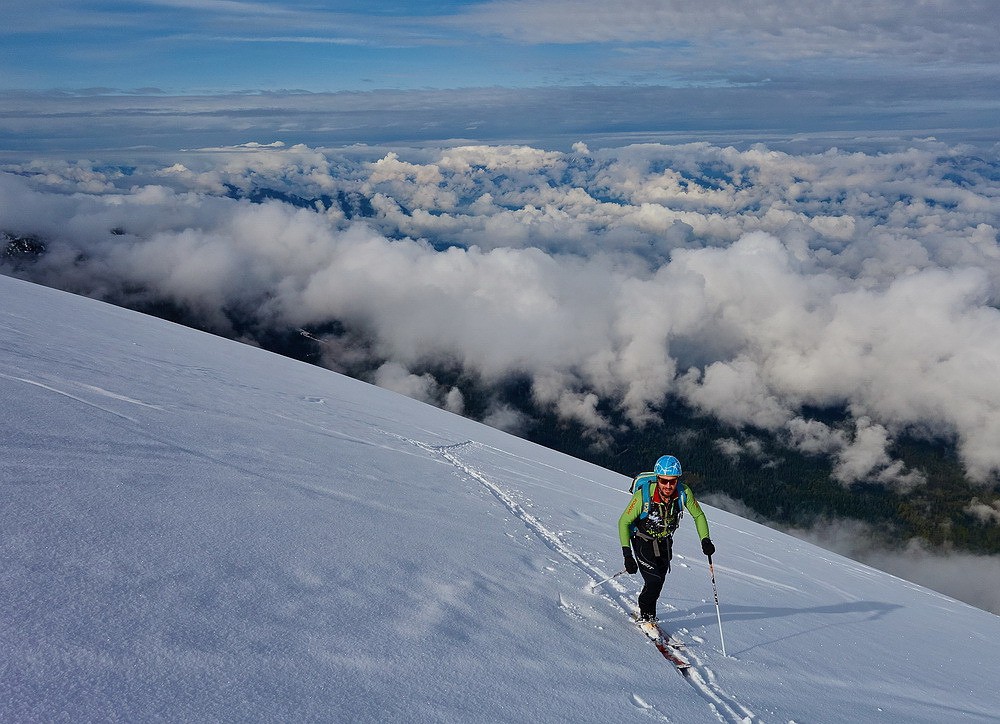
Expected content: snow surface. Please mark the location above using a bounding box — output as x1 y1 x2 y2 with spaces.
2 272 999 724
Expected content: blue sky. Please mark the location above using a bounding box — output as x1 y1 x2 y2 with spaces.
5 0 998 93
4 0 637 92
2 0 999 150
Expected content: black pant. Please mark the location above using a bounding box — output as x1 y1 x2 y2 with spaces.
631 534 672 618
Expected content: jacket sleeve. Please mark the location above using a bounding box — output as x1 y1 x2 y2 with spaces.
683 484 711 540
618 489 643 547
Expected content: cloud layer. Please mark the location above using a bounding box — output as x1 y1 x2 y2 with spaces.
458 0 1000 64
2 140 1000 488
4 86 999 156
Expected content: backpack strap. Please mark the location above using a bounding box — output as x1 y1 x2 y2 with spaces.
630 472 657 494
630 473 657 520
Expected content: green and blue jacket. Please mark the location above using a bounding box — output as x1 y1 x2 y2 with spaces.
618 479 710 547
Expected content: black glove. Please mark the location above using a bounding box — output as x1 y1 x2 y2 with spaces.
701 537 716 557
623 546 638 574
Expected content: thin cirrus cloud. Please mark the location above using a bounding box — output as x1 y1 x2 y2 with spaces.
454 0 999 60
3 0 998 95
2 0 997 150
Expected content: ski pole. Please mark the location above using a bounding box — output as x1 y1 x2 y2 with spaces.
708 555 727 656
589 569 627 588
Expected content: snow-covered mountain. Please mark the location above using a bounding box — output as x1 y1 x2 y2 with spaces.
3 272 999 723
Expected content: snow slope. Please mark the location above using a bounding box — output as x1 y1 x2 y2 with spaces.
2 273 999 723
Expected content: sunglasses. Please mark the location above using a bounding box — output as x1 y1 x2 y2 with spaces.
656 476 680 485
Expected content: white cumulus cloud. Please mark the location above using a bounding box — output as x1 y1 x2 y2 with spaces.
3 139 1000 487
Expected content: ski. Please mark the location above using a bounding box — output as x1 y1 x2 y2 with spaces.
636 620 691 675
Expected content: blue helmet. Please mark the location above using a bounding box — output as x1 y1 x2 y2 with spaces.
653 455 682 477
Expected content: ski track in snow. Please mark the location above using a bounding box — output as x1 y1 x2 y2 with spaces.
0 371 146 423
407 436 759 724
630 693 673 721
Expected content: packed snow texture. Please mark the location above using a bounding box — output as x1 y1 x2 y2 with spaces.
2 274 999 723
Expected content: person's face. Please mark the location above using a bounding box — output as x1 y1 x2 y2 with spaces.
656 475 679 494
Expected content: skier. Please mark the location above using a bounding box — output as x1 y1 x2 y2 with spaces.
618 454 715 622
